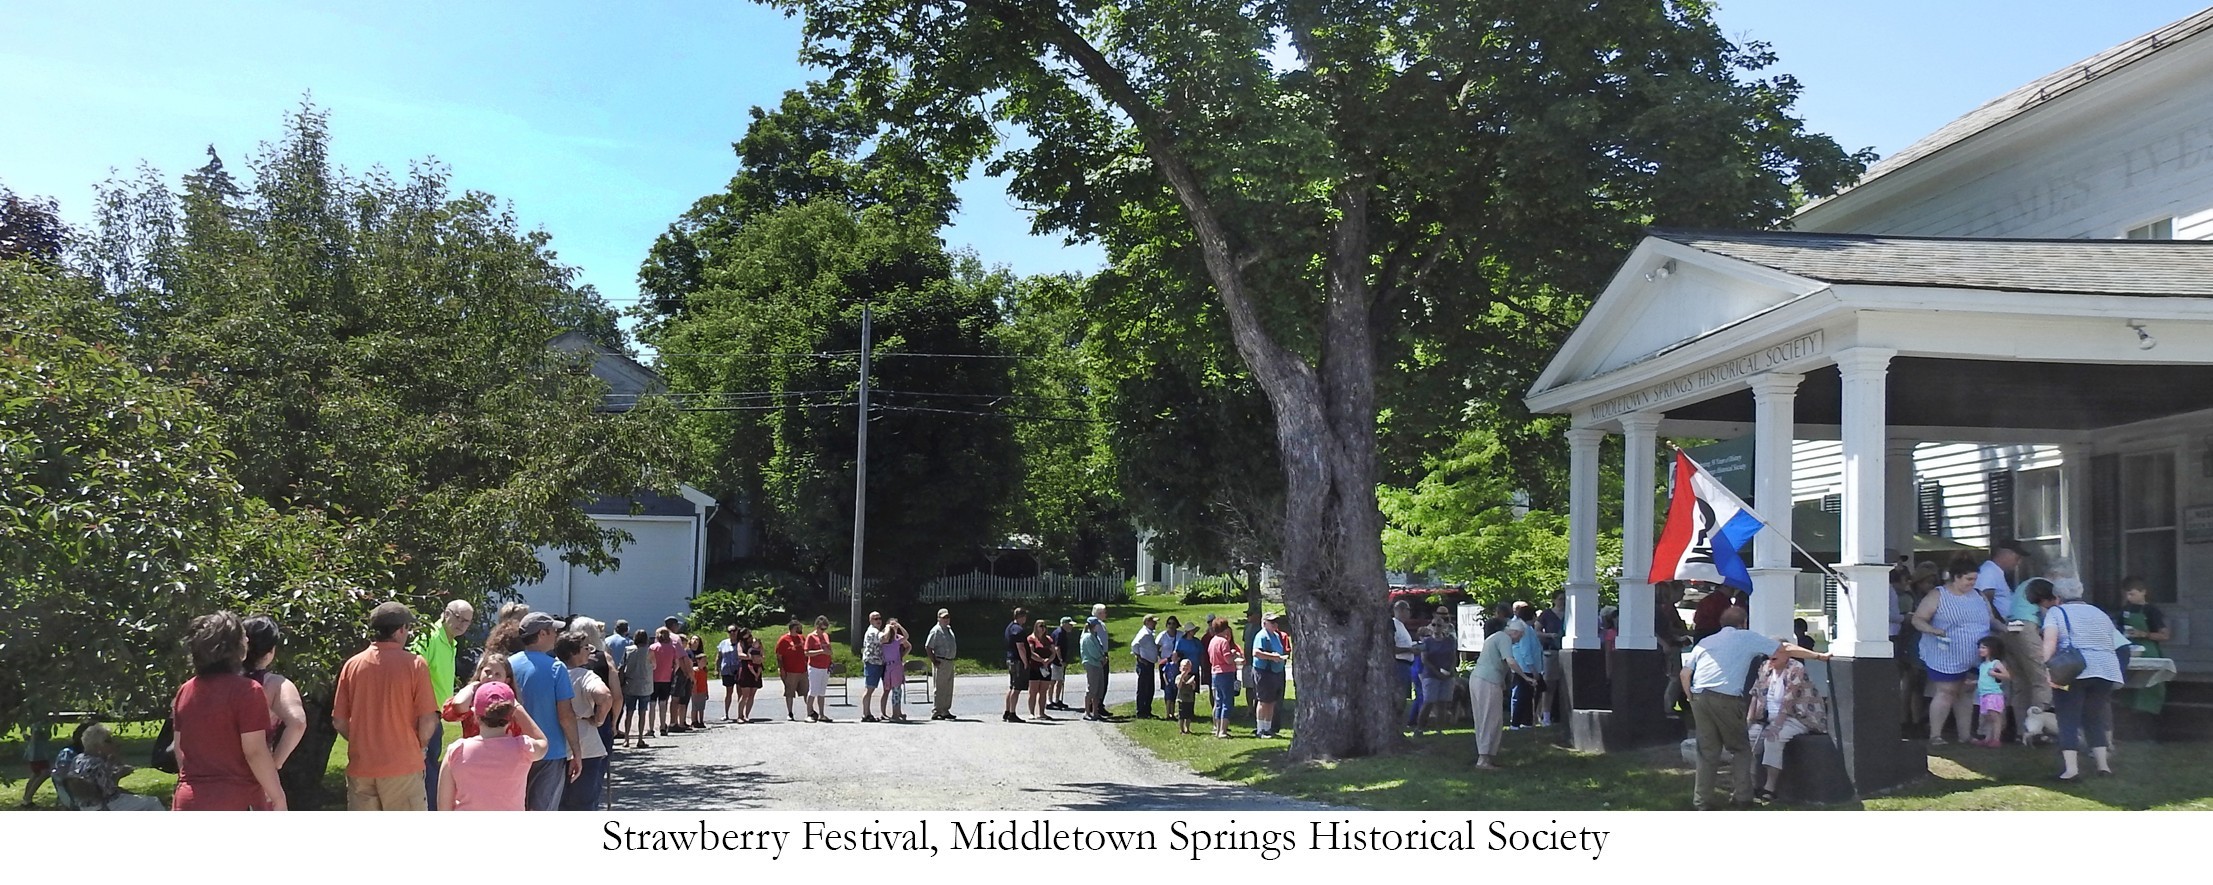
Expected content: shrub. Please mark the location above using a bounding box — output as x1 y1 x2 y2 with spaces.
688 587 782 632
1178 577 1243 606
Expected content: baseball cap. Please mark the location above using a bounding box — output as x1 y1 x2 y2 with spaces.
520 611 565 634
1994 539 2032 557
1262 612 1282 622
368 602 414 632
937 608 952 618
1060 616 1074 625
473 681 516 719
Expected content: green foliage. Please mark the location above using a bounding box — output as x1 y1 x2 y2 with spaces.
1380 428 1622 604
992 273 1130 573
1 183 68 263
0 262 357 726
688 588 783 633
1176 577 1243 606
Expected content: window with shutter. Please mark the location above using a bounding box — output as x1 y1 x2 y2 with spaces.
1985 470 2016 546
1916 479 1945 536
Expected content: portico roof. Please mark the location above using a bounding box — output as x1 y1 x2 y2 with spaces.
1526 229 2213 436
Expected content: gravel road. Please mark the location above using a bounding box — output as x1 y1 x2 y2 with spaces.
604 672 1328 811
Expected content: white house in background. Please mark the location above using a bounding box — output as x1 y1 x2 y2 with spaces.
510 333 717 630
1781 7 2213 606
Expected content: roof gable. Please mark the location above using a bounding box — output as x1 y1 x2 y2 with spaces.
1649 228 2213 296
1528 238 1829 398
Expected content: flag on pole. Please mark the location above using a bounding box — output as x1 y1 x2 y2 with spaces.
1649 450 1766 590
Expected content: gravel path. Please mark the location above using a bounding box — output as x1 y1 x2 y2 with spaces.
604 672 1329 811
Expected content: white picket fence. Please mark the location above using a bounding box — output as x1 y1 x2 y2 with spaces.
827 570 1128 603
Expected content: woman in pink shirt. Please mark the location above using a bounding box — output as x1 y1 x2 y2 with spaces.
650 627 683 736
435 682 547 811
1206 621 1243 738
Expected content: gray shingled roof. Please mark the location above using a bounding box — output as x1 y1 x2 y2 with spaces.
1807 7 2213 203
1649 228 2213 297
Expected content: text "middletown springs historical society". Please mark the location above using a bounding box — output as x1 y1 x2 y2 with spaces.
601 819 1612 860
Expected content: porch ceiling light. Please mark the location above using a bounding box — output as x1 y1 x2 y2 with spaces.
1644 259 1676 282
2127 320 2156 351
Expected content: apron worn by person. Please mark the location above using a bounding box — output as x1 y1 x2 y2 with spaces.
2121 609 2165 715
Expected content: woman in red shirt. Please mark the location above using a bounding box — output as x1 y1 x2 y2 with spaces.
1026 621 1059 720
171 611 286 811
804 616 835 722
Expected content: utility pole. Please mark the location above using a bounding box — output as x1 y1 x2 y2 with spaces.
848 304 871 652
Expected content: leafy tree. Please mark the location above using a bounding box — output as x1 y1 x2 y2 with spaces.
78 106 687 801
768 0 1870 758
0 262 360 735
647 199 1021 587
0 183 68 263
1380 426 1623 606
992 273 1131 574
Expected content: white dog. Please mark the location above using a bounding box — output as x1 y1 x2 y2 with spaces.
2018 705 2058 746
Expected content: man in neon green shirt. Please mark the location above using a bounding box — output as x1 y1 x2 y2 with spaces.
407 599 473 808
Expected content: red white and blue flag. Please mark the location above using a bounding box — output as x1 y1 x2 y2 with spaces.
1649 450 1766 591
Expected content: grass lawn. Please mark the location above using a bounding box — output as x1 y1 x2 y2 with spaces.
2 721 466 810
1115 701 2213 811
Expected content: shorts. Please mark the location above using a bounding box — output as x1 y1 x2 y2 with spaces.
673 676 693 702
1978 693 2007 714
1421 676 1454 706
1008 659 1028 691
689 692 708 715
782 671 808 698
29 761 51 777
1926 667 1970 684
807 666 830 698
624 694 652 713
864 662 887 688
1255 669 1287 704
1052 663 1066 683
652 680 673 700
1085 664 1108 702
722 671 741 688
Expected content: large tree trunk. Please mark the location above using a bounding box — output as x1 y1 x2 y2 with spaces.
284 694 344 810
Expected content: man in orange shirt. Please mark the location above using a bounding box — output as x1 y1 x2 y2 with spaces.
332 601 440 811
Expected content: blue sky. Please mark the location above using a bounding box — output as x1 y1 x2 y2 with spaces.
4 1 2207 318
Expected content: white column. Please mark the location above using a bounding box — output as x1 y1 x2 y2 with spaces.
1834 347 1898 659
1746 372 1801 640
2059 442 2091 565
1563 426 1606 651
1615 412 1662 651
1136 530 1155 588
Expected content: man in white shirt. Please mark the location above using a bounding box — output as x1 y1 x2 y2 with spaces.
1391 599 1419 730
1680 606 1829 810
1131 615 1161 719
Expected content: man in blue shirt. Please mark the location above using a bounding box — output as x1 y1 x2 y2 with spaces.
509 611 578 811
1249 613 1290 738
1509 603 1547 728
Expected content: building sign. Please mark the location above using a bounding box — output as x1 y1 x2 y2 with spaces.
2184 504 2213 544
1686 435 1756 501
1458 606 1484 653
1592 331 1826 420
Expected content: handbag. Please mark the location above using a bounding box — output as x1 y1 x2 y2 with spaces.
149 717 179 774
2046 605 2087 688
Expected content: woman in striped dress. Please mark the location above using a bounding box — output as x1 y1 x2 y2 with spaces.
1913 556 2001 745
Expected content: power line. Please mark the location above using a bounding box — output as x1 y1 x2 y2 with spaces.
874 388 1093 405
874 403 1099 424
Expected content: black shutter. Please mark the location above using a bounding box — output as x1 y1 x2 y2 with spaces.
2090 455 2122 608
1985 470 2016 545
1916 479 1946 536
1819 493 1842 514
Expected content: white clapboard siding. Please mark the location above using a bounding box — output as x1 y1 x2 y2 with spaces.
2178 205 2213 240
1787 440 2060 548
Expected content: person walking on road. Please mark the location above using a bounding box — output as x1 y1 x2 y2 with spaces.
926 609 959 720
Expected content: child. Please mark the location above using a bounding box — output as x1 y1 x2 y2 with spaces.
687 636 711 729
1792 617 1818 651
436 682 548 811
1174 659 1198 734
445 653 519 739
881 619 910 722
1974 636 2010 748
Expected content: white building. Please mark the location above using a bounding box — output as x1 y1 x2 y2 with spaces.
1523 8 2213 791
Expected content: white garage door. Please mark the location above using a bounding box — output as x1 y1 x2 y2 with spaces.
515 517 698 633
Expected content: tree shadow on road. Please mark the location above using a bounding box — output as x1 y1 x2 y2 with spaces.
1028 780 1333 811
608 757 791 810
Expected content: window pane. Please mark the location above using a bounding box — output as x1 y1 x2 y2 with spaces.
2015 468 2062 539
2123 452 2175 529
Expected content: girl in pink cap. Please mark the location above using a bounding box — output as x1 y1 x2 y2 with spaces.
435 682 547 811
